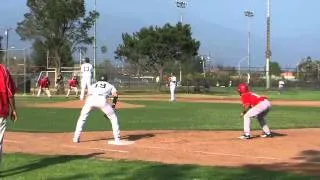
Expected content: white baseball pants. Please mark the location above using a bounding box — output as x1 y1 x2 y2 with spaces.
169 85 176 101
80 78 91 100
66 87 79 97
243 99 272 135
37 88 51 97
0 117 7 162
73 96 120 142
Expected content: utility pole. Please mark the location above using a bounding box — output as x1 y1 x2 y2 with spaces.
4 28 11 67
176 0 187 23
265 0 271 89
93 0 97 81
175 0 187 83
244 10 254 84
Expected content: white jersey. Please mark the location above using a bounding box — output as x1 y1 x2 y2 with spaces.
278 80 285 88
169 76 177 86
88 81 117 98
81 63 93 78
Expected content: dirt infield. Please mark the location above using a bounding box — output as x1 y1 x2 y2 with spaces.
5 129 320 176
6 96 320 176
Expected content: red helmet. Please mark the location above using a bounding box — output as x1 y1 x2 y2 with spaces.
237 83 249 94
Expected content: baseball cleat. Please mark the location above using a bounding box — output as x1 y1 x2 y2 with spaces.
72 138 80 143
260 133 273 138
238 134 251 140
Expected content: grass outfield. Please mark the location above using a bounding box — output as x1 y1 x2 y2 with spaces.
17 88 320 101
3 96 319 179
8 98 320 132
1 153 317 180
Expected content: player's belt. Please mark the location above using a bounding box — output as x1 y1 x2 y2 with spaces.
171 81 176 83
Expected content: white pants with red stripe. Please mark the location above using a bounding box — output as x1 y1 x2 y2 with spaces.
0 117 7 161
243 99 272 135
73 95 120 142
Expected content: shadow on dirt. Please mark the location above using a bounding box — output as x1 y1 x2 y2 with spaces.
243 150 320 177
122 133 155 141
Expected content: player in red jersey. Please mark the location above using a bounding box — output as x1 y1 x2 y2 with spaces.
0 64 18 161
237 83 273 139
66 75 79 97
37 75 52 97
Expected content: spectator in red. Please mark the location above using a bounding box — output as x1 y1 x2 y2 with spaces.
0 64 18 161
66 75 79 97
37 75 52 98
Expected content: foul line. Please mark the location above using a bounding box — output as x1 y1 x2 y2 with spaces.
135 145 282 161
63 145 129 154
6 139 129 154
5 139 22 143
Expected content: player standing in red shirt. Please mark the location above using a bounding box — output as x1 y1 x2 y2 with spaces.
0 64 18 161
37 75 52 98
237 83 273 139
66 75 79 97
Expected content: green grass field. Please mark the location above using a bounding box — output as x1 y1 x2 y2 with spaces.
2 95 319 179
1 153 316 180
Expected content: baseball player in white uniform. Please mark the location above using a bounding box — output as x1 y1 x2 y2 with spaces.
80 57 93 101
73 74 124 144
169 73 177 101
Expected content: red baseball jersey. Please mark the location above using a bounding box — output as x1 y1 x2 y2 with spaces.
68 78 78 87
0 64 16 118
38 77 50 88
240 92 267 108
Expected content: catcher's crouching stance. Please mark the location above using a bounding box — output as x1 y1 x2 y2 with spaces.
73 74 128 145
237 83 273 139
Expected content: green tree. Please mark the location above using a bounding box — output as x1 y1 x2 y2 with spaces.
16 0 99 74
115 23 200 83
30 40 47 70
269 61 282 76
298 56 320 81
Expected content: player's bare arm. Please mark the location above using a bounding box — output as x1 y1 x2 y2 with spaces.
111 91 118 109
9 96 17 122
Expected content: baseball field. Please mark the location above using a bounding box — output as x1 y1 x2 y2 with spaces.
1 91 320 179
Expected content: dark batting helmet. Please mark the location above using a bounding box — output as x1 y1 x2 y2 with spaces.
83 57 90 63
237 83 249 94
99 74 108 82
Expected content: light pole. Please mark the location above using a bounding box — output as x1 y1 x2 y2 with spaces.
176 0 187 23
200 55 210 78
93 0 97 81
3 28 12 67
265 0 272 89
175 1 187 83
200 56 205 78
244 10 254 84
175 48 183 83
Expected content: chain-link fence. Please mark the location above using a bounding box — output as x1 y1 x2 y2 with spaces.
8 64 320 94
